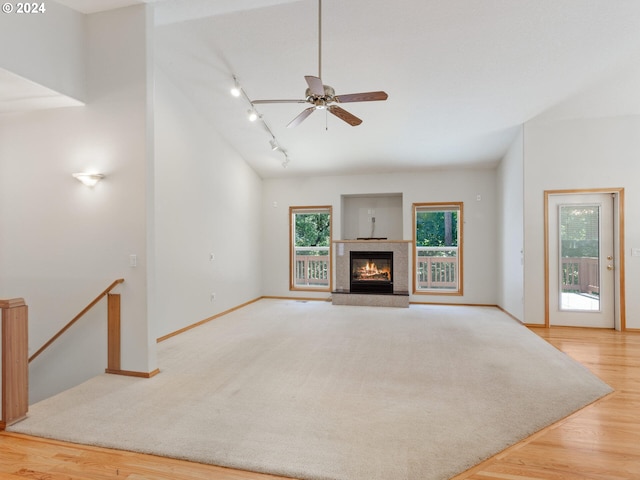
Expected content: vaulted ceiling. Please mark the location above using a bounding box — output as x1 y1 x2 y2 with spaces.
9 0 640 178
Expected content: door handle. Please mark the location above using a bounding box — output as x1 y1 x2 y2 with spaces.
607 264 614 271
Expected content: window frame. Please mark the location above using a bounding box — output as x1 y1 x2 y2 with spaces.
289 205 333 292
412 202 464 296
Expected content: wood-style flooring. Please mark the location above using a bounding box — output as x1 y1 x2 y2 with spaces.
1 326 639 480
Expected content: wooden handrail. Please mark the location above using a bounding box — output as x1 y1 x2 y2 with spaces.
29 278 124 363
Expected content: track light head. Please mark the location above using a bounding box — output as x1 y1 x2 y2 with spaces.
281 152 290 168
230 76 241 97
248 109 258 122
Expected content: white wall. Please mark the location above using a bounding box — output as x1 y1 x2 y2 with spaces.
153 67 263 339
496 129 524 321
0 1 85 102
0 5 155 403
523 116 640 327
522 58 640 328
262 170 497 304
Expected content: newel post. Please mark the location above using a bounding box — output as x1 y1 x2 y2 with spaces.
107 293 121 372
1 298 29 428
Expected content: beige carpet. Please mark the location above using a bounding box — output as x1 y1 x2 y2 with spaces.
10 300 612 480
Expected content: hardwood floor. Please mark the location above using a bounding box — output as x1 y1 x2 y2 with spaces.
1 326 639 480
454 326 640 480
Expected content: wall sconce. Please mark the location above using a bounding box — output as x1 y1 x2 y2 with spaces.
72 172 104 188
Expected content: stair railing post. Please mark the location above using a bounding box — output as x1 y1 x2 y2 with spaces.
1 298 29 428
107 293 121 372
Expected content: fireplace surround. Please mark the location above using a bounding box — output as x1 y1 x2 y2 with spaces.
333 240 410 307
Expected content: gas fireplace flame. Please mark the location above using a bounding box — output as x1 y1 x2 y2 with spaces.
354 260 391 281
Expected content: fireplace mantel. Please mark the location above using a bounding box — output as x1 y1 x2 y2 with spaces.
334 240 412 244
332 240 411 307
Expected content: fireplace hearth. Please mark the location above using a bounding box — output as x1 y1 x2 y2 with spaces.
350 251 393 294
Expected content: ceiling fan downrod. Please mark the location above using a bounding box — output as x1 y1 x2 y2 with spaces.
318 0 322 80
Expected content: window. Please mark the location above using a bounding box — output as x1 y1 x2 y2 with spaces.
413 202 463 295
290 206 332 291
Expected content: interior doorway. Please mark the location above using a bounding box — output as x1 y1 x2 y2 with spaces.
545 189 625 329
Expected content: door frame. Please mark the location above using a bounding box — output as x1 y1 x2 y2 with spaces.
544 188 625 330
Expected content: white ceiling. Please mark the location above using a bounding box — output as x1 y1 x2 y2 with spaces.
9 0 640 178
54 0 152 14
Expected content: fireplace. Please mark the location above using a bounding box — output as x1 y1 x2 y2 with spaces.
350 251 393 293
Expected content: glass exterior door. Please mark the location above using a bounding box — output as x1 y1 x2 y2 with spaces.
547 193 614 328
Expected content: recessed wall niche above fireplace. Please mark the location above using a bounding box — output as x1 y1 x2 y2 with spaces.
341 193 403 241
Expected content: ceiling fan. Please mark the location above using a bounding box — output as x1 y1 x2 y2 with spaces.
252 0 388 128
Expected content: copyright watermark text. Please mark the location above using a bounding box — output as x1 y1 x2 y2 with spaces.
2 2 47 14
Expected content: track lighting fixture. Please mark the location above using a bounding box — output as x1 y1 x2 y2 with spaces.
231 74 291 168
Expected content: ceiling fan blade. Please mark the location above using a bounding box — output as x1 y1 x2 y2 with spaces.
287 107 316 128
328 105 362 126
252 99 308 104
305 75 325 96
335 91 388 103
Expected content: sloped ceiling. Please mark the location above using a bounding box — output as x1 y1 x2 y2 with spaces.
0 68 83 113
15 1 640 178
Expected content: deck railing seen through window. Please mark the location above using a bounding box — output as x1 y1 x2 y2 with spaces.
294 246 329 287
416 246 457 290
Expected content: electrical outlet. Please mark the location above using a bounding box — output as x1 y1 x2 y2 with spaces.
210 293 216 301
